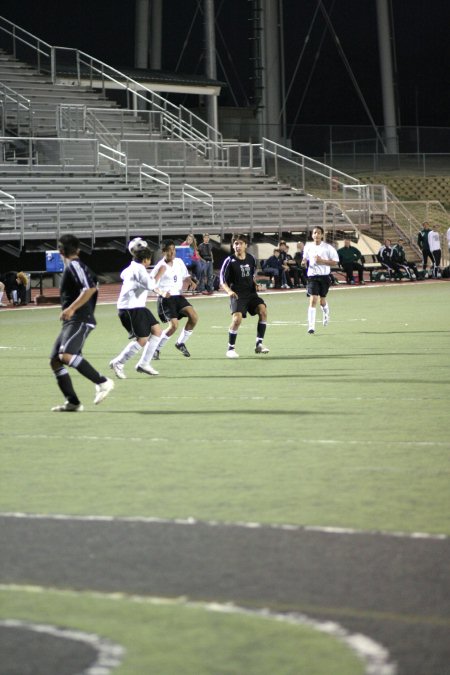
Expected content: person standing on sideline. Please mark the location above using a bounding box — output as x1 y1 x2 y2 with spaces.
220 233 269 358
150 239 199 358
417 222 433 273
337 238 365 284
446 226 450 260
302 226 339 334
197 232 215 293
428 225 441 277
49 234 114 412
109 245 164 379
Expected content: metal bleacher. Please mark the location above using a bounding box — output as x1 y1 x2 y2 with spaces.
0 14 424 261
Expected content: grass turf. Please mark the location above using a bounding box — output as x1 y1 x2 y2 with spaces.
1 282 448 674
1 283 448 534
0 589 364 675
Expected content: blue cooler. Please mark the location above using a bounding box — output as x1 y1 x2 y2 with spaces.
45 250 64 273
175 246 193 265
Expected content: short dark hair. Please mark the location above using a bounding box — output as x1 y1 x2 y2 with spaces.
133 247 152 262
161 239 175 252
58 234 80 257
232 233 248 245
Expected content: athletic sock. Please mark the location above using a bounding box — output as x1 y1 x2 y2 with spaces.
228 330 237 350
256 321 266 345
54 366 80 405
69 355 105 385
114 341 142 364
308 307 316 330
157 330 171 351
321 303 329 316
177 328 193 345
137 334 161 366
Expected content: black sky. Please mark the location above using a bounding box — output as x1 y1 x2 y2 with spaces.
1 0 449 130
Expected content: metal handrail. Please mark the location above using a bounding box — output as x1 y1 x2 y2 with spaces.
98 144 127 181
139 163 171 201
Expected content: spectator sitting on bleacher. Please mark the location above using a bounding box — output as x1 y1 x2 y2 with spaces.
391 239 419 280
262 248 284 288
377 239 396 279
293 242 307 287
0 271 28 305
337 238 365 284
278 241 295 288
284 244 301 288
181 234 207 292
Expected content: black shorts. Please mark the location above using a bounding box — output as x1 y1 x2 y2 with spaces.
118 307 159 339
230 292 265 318
157 295 192 323
50 320 94 359
306 275 332 298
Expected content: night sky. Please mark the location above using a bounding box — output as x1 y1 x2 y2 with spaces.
1 0 449 130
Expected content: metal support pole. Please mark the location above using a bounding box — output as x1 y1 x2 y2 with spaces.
262 0 281 143
135 0 150 68
204 0 219 140
376 0 399 154
150 0 162 70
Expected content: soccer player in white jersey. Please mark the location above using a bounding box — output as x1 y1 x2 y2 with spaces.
302 226 339 334
150 239 199 358
109 246 164 378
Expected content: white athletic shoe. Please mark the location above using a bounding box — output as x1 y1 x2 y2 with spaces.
323 313 329 326
109 360 126 379
136 364 159 376
94 377 115 404
226 349 239 359
51 401 84 412
255 344 270 354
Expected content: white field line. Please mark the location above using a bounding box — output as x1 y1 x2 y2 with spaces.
0 511 447 541
0 585 396 675
0 618 124 675
1 432 449 450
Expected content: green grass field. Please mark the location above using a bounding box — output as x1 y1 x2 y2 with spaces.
1 282 449 673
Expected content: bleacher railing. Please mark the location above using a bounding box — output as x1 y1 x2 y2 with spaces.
0 15 222 152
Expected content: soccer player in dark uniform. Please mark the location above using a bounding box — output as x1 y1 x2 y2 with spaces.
220 233 269 358
49 234 114 411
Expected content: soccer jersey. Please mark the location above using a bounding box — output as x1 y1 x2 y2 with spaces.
220 252 258 295
151 257 190 295
59 258 98 324
117 260 156 309
303 241 339 277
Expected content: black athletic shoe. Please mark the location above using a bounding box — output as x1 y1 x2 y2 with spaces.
153 350 160 360
175 342 190 357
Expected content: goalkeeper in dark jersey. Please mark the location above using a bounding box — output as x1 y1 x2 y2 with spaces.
219 233 269 359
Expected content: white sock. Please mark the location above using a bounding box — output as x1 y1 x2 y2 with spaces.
0 291 3 303
308 307 316 330
177 328 193 344
138 334 161 366
114 341 142 365
321 303 329 316
157 329 172 351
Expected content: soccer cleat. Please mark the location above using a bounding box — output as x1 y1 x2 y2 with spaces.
175 342 190 357
307 328 315 334
51 401 84 412
109 360 126 379
323 313 329 327
226 349 239 358
94 377 115 405
136 364 159 376
255 344 270 354
153 349 160 360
